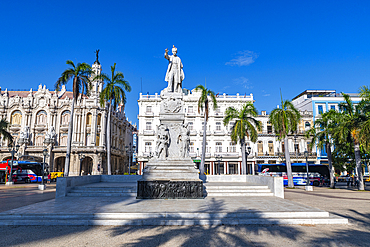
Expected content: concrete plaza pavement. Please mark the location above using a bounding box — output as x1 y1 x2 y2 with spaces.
0 184 369 246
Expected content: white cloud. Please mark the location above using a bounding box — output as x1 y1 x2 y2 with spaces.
233 77 253 89
226 50 259 66
262 90 270 97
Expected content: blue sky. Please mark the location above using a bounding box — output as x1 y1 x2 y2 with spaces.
1 0 370 126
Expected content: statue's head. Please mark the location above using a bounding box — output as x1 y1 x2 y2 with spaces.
172 45 177 55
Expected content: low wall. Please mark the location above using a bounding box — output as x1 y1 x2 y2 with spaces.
200 175 284 198
56 175 142 198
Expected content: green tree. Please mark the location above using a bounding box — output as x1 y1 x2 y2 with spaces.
195 85 217 175
306 110 338 188
269 94 301 188
93 63 131 175
55 60 92 176
0 119 13 144
358 86 370 151
223 102 261 175
335 93 369 190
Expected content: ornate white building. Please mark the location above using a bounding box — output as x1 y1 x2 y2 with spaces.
0 60 136 175
137 89 317 175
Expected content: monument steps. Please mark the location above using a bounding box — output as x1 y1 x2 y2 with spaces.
66 181 138 197
203 182 274 197
0 212 348 226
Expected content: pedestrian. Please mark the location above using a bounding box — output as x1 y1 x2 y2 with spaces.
47 173 51 184
346 175 350 187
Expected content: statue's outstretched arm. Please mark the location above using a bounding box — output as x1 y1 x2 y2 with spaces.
164 48 170 61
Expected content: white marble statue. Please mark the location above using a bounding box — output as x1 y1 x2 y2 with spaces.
164 45 184 93
156 125 169 159
46 126 56 139
20 126 30 140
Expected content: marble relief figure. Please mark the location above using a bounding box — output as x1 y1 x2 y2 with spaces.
156 125 169 159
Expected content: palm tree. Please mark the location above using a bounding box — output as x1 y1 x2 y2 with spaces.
0 119 13 144
195 85 217 175
335 93 369 190
358 86 370 150
223 102 261 175
269 94 301 188
93 63 131 175
56 60 92 176
306 110 338 188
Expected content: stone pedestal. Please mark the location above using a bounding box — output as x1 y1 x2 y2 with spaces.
38 184 46 190
137 90 203 199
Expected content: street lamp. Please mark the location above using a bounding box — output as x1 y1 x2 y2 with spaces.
7 143 20 185
39 148 48 190
245 146 252 175
217 155 222 175
125 144 136 175
79 153 85 176
294 134 298 163
304 150 310 187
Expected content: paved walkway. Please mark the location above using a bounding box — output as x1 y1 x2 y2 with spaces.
0 185 369 246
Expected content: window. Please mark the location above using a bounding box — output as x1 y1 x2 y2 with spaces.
190 142 194 152
216 142 222 153
318 105 323 114
188 106 193 113
35 134 44 146
145 142 152 152
258 141 263 155
294 143 299 153
216 122 221 131
146 122 152 130
36 110 47 125
268 141 274 155
86 113 92 126
11 111 22 125
202 122 207 130
97 114 101 127
267 125 273 134
60 133 68 146
188 122 193 130
146 106 152 113
330 105 336 111
229 142 236 152
305 121 311 128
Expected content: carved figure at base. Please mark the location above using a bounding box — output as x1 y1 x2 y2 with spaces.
164 45 184 93
156 125 169 159
178 123 190 158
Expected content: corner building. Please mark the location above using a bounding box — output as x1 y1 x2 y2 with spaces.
0 60 136 175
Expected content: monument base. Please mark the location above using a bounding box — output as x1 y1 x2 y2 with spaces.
137 179 203 199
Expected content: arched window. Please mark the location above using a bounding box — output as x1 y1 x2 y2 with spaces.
305 121 311 128
35 134 44 146
36 110 47 125
61 110 70 125
86 113 92 126
60 133 68 146
97 114 102 127
11 111 22 125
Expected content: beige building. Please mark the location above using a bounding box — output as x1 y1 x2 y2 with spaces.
0 60 136 175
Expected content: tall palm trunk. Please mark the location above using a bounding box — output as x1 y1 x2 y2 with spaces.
64 99 75 177
107 103 112 175
284 136 294 187
200 111 207 176
326 143 335 188
240 138 246 175
354 142 364 190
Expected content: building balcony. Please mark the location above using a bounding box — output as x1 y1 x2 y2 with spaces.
144 112 154 116
35 124 47 131
143 130 155 135
189 130 197 136
200 131 211 136
214 130 225 136
10 124 21 131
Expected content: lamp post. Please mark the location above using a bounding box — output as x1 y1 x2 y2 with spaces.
6 143 20 185
217 155 222 175
304 150 313 191
245 146 252 175
294 134 298 163
39 148 48 190
125 144 136 175
79 153 85 176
